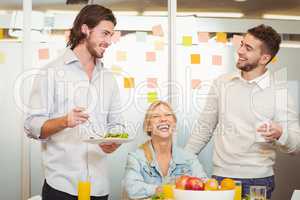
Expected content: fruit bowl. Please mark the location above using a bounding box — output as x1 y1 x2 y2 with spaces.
173 188 235 200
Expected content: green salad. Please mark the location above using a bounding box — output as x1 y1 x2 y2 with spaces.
104 132 129 138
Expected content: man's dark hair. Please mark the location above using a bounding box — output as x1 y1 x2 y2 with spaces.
247 24 281 63
67 4 116 49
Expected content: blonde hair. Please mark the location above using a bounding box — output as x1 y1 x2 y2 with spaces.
143 100 177 136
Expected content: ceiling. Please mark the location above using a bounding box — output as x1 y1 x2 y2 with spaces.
1 0 300 19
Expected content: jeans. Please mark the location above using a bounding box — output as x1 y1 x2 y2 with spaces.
212 175 275 199
42 180 109 200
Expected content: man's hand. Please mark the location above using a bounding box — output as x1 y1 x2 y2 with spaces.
257 121 283 142
99 143 121 154
66 107 89 128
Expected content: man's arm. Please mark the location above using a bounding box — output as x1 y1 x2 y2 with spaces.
24 68 89 140
40 107 89 139
98 73 124 153
264 88 300 154
185 80 219 154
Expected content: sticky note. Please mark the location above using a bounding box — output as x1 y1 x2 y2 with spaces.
111 31 121 43
116 51 127 61
232 34 243 49
197 32 209 43
212 55 222 65
154 40 164 50
124 77 135 88
38 48 49 60
216 32 227 43
152 25 164 37
148 92 158 103
136 32 147 42
111 65 122 74
191 79 201 89
0 52 5 64
0 29 4 39
146 52 156 62
271 56 278 63
147 78 158 88
182 36 192 46
191 54 200 64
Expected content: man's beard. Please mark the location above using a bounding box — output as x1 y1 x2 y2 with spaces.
86 37 103 59
236 59 260 72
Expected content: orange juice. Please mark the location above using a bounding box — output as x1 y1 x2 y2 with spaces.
162 184 174 199
78 181 91 200
234 181 242 200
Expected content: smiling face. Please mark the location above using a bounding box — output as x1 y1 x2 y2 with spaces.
84 20 114 59
236 33 271 72
148 104 176 139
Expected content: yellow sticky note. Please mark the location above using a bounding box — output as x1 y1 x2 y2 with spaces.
232 34 243 49
112 31 121 43
147 78 158 88
216 32 227 43
111 65 122 74
271 56 278 63
154 40 164 51
124 77 135 88
148 92 158 103
0 29 4 39
0 51 5 64
191 79 201 89
38 48 49 60
191 54 200 64
198 32 209 43
152 25 164 37
182 36 193 46
146 52 156 62
116 51 127 62
212 55 222 65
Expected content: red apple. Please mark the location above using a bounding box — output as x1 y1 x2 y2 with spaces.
175 175 190 190
185 177 205 191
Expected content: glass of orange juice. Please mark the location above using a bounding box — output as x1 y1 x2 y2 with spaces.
162 177 175 199
234 180 242 200
78 180 91 200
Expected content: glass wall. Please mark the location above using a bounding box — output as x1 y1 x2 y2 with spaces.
0 0 299 199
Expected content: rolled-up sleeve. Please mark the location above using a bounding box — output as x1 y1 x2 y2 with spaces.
275 88 300 154
123 153 157 199
24 69 53 140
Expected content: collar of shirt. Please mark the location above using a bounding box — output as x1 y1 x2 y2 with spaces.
147 141 186 168
63 48 103 71
228 69 271 89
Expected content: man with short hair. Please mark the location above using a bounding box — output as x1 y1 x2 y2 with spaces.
25 4 123 200
185 24 300 199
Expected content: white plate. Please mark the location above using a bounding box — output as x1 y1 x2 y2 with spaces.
174 188 235 200
83 137 134 144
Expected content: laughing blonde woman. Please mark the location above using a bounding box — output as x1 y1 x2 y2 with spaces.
124 101 207 199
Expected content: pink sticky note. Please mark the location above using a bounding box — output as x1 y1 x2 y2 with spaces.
212 55 222 65
191 79 201 89
38 48 49 60
111 31 121 43
147 78 158 88
146 52 156 62
152 25 164 37
232 35 243 49
198 32 209 43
